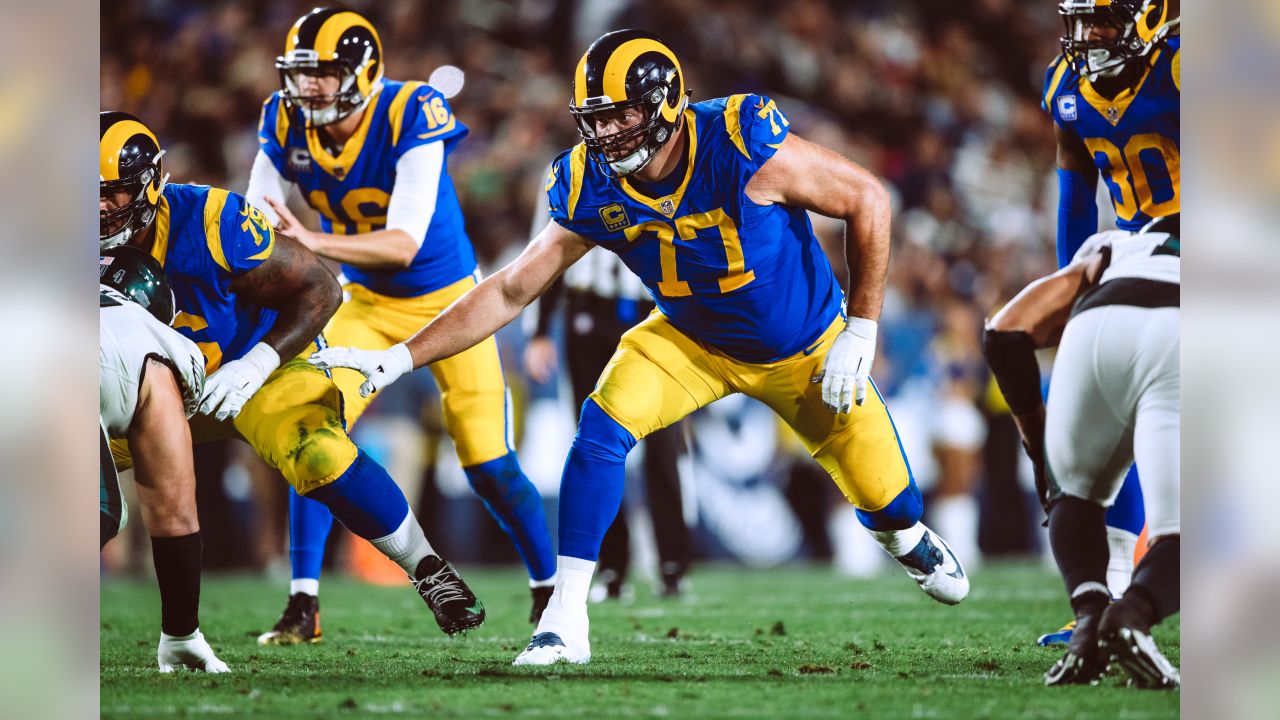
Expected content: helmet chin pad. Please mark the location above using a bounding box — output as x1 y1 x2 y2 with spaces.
607 144 656 177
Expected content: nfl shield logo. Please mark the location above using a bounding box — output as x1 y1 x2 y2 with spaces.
1105 107 1120 124
660 198 675 216
1056 95 1077 122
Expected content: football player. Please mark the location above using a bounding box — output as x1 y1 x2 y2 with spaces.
984 215 1180 688
100 245 228 673
312 29 970 666
245 7 555 640
100 111 485 640
1039 0 1179 644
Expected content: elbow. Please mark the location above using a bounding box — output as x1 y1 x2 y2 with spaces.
860 177 892 221
388 231 420 269
315 268 343 319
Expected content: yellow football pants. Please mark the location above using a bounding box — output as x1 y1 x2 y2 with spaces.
113 339 359 495
590 311 911 512
324 276 512 467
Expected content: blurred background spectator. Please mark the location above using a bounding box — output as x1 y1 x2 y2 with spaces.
101 0 1085 585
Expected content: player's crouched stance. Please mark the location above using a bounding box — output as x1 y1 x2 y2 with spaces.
313 30 967 666
99 247 228 673
984 217 1180 689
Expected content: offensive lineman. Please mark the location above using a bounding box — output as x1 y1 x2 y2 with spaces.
985 216 1180 688
312 29 970 666
246 7 555 640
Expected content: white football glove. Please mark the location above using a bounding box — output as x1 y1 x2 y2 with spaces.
198 343 279 422
815 317 877 414
308 343 413 398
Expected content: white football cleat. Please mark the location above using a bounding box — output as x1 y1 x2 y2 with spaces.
513 606 590 666
892 526 969 605
158 629 231 673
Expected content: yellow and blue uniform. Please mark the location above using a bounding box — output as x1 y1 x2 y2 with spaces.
140 183 357 492
257 81 511 465
1044 35 1180 248
548 95 912 518
258 79 554 582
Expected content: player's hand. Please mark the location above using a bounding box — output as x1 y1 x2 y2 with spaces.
199 343 280 422
309 343 414 398
523 336 559 385
815 317 877 414
263 196 315 249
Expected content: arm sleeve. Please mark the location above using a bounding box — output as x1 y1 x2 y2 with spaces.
1055 168 1099 268
244 150 292 226
256 94 292 175
384 141 444 247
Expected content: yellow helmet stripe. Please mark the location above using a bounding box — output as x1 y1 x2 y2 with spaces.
100 119 158 182
283 14 307 53
573 51 591 105
314 12 379 61
601 38 680 104
1135 1 1169 44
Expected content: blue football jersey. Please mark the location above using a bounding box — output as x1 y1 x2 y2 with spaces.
146 183 279 372
258 79 475 297
1043 36 1180 231
546 94 843 364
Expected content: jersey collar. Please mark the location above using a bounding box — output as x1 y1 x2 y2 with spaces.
1079 48 1162 127
305 86 382 180
618 110 697 218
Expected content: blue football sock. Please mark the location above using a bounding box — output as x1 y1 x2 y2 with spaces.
856 477 924 532
303 449 410 540
288 487 334 581
558 399 637 561
1105 465 1146 535
463 451 556 582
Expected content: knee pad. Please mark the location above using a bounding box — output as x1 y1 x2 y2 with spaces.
573 399 638 464
856 476 923 531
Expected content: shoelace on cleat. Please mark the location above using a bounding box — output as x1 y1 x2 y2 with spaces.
412 564 470 607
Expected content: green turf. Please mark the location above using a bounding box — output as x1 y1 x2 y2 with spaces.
101 561 1179 718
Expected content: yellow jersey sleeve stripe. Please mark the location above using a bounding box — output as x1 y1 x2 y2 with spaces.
723 94 751 159
389 81 426 147
150 197 171 268
567 143 588 221
1044 57 1069 110
203 187 232 272
1171 49 1180 92
415 115 456 141
274 97 289 147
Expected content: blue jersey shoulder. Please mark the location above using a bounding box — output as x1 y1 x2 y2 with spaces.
382 80 469 159
693 93 792 173
163 183 275 276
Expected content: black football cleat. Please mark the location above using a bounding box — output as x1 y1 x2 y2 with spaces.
411 556 485 636
529 585 554 624
257 593 322 646
1044 608 1107 686
1098 597 1180 689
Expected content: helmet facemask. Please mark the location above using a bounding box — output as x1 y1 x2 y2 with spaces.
1058 1 1175 82
99 149 167 250
277 48 378 128
572 76 689 179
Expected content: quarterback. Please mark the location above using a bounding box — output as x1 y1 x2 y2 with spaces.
313 30 969 665
100 111 484 639
1038 0 1179 644
246 7 555 640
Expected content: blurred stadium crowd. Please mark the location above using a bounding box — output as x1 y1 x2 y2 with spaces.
101 0 1090 581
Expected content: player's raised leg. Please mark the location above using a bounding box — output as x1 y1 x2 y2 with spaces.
515 315 726 666
238 354 484 637
762 320 969 605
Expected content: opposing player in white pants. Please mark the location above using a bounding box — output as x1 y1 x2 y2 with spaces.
100 246 229 674
983 215 1180 689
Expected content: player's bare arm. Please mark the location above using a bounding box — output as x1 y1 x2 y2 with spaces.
264 195 420 269
130 358 199 538
400 220 593 367
987 253 1106 348
230 231 342 361
310 220 592 396
746 131 891 411
746 132 892 322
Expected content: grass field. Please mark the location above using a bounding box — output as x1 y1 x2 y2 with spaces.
101 561 1179 718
